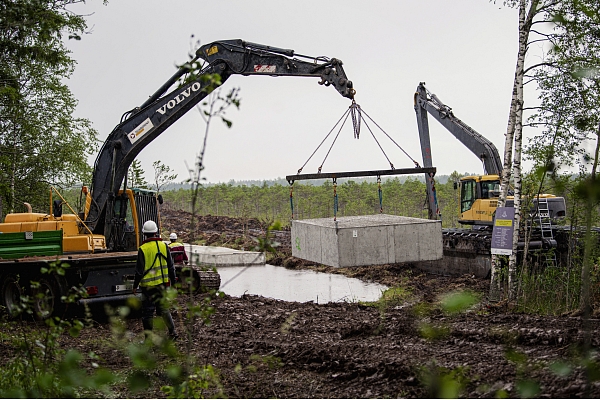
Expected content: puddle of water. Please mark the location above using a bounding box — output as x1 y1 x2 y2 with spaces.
216 264 388 303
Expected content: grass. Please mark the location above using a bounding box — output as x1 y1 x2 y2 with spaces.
361 285 414 312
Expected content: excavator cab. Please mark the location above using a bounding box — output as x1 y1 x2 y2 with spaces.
458 175 500 226
107 188 162 252
457 175 567 226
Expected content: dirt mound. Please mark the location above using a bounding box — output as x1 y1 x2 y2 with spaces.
160 208 292 261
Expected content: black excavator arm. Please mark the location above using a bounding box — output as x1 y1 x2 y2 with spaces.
86 39 355 245
414 82 503 220
414 82 503 175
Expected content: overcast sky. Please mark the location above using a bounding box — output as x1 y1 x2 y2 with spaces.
64 0 523 185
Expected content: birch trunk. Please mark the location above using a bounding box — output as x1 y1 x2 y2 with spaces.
509 60 524 300
489 8 521 301
9 142 16 213
489 81 517 301
489 0 538 301
509 0 540 300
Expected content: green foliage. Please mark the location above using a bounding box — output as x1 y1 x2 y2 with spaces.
0 261 116 397
253 220 282 255
505 348 543 398
418 363 470 398
514 263 593 314
127 159 149 189
516 379 541 398
163 175 464 229
249 354 283 370
440 290 480 314
363 285 412 314
418 322 451 340
152 160 178 194
526 0 600 172
0 0 98 216
162 364 224 399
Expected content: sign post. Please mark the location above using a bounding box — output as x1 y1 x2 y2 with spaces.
491 207 515 256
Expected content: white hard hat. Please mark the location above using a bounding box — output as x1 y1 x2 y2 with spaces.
142 220 158 234
169 233 177 240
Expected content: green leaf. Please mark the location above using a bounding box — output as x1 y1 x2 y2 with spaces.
128 371 151 393
91 368 116 388
549 361 572 377
127 344 157 370
68 324 82 337
505 348 527 364
439 374 462 398
516 379 540 399
166 365 183 380
440 290 479 314
221 117 233 128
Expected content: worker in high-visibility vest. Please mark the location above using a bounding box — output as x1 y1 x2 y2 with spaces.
168 232 188 264
133 220 178 341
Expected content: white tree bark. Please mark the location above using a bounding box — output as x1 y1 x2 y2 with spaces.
489 82 517 301
489 0 538 301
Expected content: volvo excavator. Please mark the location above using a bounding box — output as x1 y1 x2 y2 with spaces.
413 82 568 276
0 39 355 318
414 82 566 225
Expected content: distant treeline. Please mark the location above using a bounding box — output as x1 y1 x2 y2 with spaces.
161 173 478 191
161 176 463 228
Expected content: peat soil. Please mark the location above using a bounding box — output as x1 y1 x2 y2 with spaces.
15 211 600 397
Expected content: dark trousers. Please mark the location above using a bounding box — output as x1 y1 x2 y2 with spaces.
141 285 176 336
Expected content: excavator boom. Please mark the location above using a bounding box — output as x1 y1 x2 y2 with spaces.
414 82 503 176
87 39 355 248
414 82 565 226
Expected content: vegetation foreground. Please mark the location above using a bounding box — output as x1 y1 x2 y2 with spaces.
0 212 599 398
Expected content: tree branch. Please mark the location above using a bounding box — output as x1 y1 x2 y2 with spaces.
523 61 558 75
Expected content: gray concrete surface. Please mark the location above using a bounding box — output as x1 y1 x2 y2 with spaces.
184 244 265 266
292 214 443 267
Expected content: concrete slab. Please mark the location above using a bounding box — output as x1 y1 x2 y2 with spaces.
184 244 265 266
291 214 443 267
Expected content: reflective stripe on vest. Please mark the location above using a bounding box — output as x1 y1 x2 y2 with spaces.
140 240 169 287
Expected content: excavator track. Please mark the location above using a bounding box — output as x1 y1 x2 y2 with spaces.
431 225 592 278
175 264 221 293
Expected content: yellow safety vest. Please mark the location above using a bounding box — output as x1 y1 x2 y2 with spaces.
169 242 184 248
140 240 170 287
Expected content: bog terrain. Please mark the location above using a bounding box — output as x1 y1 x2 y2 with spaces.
5 210 600 398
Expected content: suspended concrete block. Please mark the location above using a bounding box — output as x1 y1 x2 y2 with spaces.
291 214 442 267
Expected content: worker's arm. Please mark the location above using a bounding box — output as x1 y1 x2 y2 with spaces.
165 245 176 284
132 248 145 294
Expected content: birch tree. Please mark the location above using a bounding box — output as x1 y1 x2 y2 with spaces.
490 0 540 301
490 0 600 301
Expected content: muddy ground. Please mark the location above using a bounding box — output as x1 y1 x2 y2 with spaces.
8 211 600 398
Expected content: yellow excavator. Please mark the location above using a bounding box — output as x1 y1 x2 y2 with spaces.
0 39 356 317
414 82 566 226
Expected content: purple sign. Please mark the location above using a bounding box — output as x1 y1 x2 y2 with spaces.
491 207 515 255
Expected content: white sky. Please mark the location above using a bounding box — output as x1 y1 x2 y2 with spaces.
64 0 522 185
